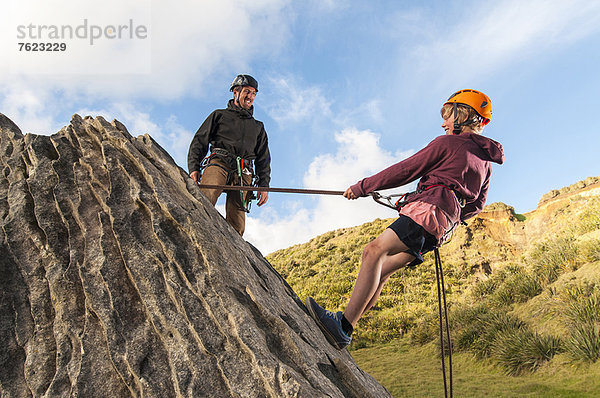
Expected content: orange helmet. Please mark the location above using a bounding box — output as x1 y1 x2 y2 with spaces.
445 89 492 125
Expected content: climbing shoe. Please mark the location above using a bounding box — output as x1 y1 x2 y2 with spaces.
306 297 352 350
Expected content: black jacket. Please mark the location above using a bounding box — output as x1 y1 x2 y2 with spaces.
188 99 271 187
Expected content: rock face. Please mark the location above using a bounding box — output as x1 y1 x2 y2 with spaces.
0 114 390 398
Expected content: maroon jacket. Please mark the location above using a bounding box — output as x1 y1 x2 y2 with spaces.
350 133 505 225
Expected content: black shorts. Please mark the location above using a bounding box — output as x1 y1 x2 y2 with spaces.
387 215 437 267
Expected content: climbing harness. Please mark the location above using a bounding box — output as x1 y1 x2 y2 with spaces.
418 184 466 208
200 148 235 175
370 184 464 212
199 149 257 212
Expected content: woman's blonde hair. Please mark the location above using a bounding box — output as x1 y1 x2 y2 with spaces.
441 103 485 134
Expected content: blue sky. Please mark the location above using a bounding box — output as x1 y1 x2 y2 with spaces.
2 0 600 254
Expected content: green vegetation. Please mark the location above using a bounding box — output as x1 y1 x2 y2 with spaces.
352 339 600 397
267 180 600 395
556 284 600 362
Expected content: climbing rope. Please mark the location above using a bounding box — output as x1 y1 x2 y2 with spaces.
196 184 407 207
434 247 453 398
196 184 345 196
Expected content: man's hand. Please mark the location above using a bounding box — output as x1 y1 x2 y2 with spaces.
343 187 357 200
257 190 269 206
190 171 201 184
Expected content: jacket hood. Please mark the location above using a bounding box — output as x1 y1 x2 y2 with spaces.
468 133 505 164
227 99 254 117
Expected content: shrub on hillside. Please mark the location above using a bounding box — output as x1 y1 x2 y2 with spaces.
561 284 600 324
529 236 579 284
558 283 600 362
578 239 600 263
452 308 527 359
449 305 492 351
575 199 600 234
444 304 563 374
472 264 542 306
492 329 562 375
566 323 600 362
491 271 542 306
353 310 413 349
471 276 498 299
409 312 439 345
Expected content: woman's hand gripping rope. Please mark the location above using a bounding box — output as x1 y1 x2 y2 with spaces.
343 187 358 200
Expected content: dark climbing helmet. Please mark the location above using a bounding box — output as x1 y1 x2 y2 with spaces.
230 74 259 92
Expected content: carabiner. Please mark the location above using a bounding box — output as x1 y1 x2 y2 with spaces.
369 192 398 210
369 191 413 210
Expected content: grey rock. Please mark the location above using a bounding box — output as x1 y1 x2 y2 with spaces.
0 113 391 398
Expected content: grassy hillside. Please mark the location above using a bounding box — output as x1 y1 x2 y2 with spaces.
267 177 600 383
351 339 600 397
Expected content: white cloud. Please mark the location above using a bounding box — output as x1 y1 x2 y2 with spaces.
403 0 600 84
244 128 415 254
303 128 405 189
76 103 193 168
2 0 293 99
1 85 194 168
265 76 333 125
0 0 293 148
263 76 385 134
0 82 64 135
306 0 345 12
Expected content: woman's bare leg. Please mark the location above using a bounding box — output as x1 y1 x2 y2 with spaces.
343 229 415 326
359 251 415 318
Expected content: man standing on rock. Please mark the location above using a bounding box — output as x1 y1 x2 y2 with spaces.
188 74 271 236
